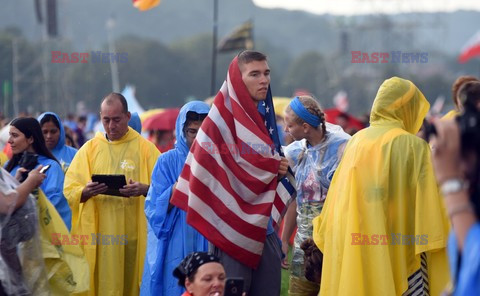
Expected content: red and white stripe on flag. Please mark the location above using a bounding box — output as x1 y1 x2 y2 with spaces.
459 30 480 63
171 57 287 269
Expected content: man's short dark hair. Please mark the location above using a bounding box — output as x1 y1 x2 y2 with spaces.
102 93 129 113
237 50 267 66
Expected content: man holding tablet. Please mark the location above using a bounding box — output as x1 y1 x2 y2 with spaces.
64 93 160 296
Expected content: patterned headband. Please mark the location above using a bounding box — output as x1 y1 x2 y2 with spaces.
173 252 221 280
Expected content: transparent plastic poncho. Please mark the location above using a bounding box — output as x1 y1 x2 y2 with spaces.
0 167 49 295
284 123 350 278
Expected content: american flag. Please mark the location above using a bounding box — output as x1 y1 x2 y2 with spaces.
171 57 296 269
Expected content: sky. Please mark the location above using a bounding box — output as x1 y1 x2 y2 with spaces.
252 0 480 15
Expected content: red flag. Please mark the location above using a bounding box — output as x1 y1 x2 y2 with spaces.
459 30 480 63
171 57 294 269
324 108 365 131
132 0 160 11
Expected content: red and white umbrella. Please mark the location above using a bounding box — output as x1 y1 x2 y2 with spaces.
142 108 180 131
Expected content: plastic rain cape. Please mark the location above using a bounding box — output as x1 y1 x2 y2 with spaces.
141 101 210 296
64 127 160 296
313 77 451 295
0 167 49 295
284 123 350 278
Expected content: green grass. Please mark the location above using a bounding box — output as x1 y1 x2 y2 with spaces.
280 246 292 296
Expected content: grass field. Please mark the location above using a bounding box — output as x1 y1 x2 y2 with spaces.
280 247 292 295
281 267 290 295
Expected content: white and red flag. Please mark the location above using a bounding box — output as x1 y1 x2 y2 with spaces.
171 57 295 269
459 30 480 63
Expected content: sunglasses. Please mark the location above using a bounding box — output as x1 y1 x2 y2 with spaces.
186 112 208 121
184 128 199 137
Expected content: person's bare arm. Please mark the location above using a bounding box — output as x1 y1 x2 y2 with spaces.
431 119 477 251
281 201 297 269
0 166 45 213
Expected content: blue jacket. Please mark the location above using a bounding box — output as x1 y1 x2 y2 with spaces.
141 101 210 296
37 112 78 171
11 155 72 229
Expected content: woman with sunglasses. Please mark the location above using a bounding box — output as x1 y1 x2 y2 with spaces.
141 101 210 296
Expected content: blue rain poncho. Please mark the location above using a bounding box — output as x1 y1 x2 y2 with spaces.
10 155 71 230
128 112 142 134
448 223 480 295
141 101 210 296
37 112 78 171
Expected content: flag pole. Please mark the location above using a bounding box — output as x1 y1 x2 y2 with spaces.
107 16 120 93
210 0 218 96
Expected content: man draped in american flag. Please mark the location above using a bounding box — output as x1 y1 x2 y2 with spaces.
171 50 296 295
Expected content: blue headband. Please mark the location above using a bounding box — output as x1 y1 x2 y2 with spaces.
289 97 321 127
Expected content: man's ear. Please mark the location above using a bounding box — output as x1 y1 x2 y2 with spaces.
126 111 131 120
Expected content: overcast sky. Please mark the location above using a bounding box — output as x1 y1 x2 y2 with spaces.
252 0 480 15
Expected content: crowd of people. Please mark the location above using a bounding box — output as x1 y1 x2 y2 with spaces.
0 50 479 296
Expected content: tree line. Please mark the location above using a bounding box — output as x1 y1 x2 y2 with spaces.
1 26 479 119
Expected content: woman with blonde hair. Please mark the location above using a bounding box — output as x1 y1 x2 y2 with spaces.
281 95 350 295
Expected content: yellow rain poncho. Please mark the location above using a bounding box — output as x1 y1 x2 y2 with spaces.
441 109 459 120
64 128 159 296
0 151 8 167
313 77 450 296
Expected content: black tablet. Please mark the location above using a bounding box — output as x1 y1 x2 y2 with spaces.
91 174 127 196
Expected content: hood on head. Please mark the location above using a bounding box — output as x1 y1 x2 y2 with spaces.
37 112 66 151
175 101 211 154
369 77 429 134
129 112 142 133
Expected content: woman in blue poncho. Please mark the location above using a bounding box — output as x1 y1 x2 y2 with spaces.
141 101 210 296
5 117 72 230
38 112 78 172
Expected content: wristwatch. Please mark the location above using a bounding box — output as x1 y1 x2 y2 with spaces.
440 178 468 196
